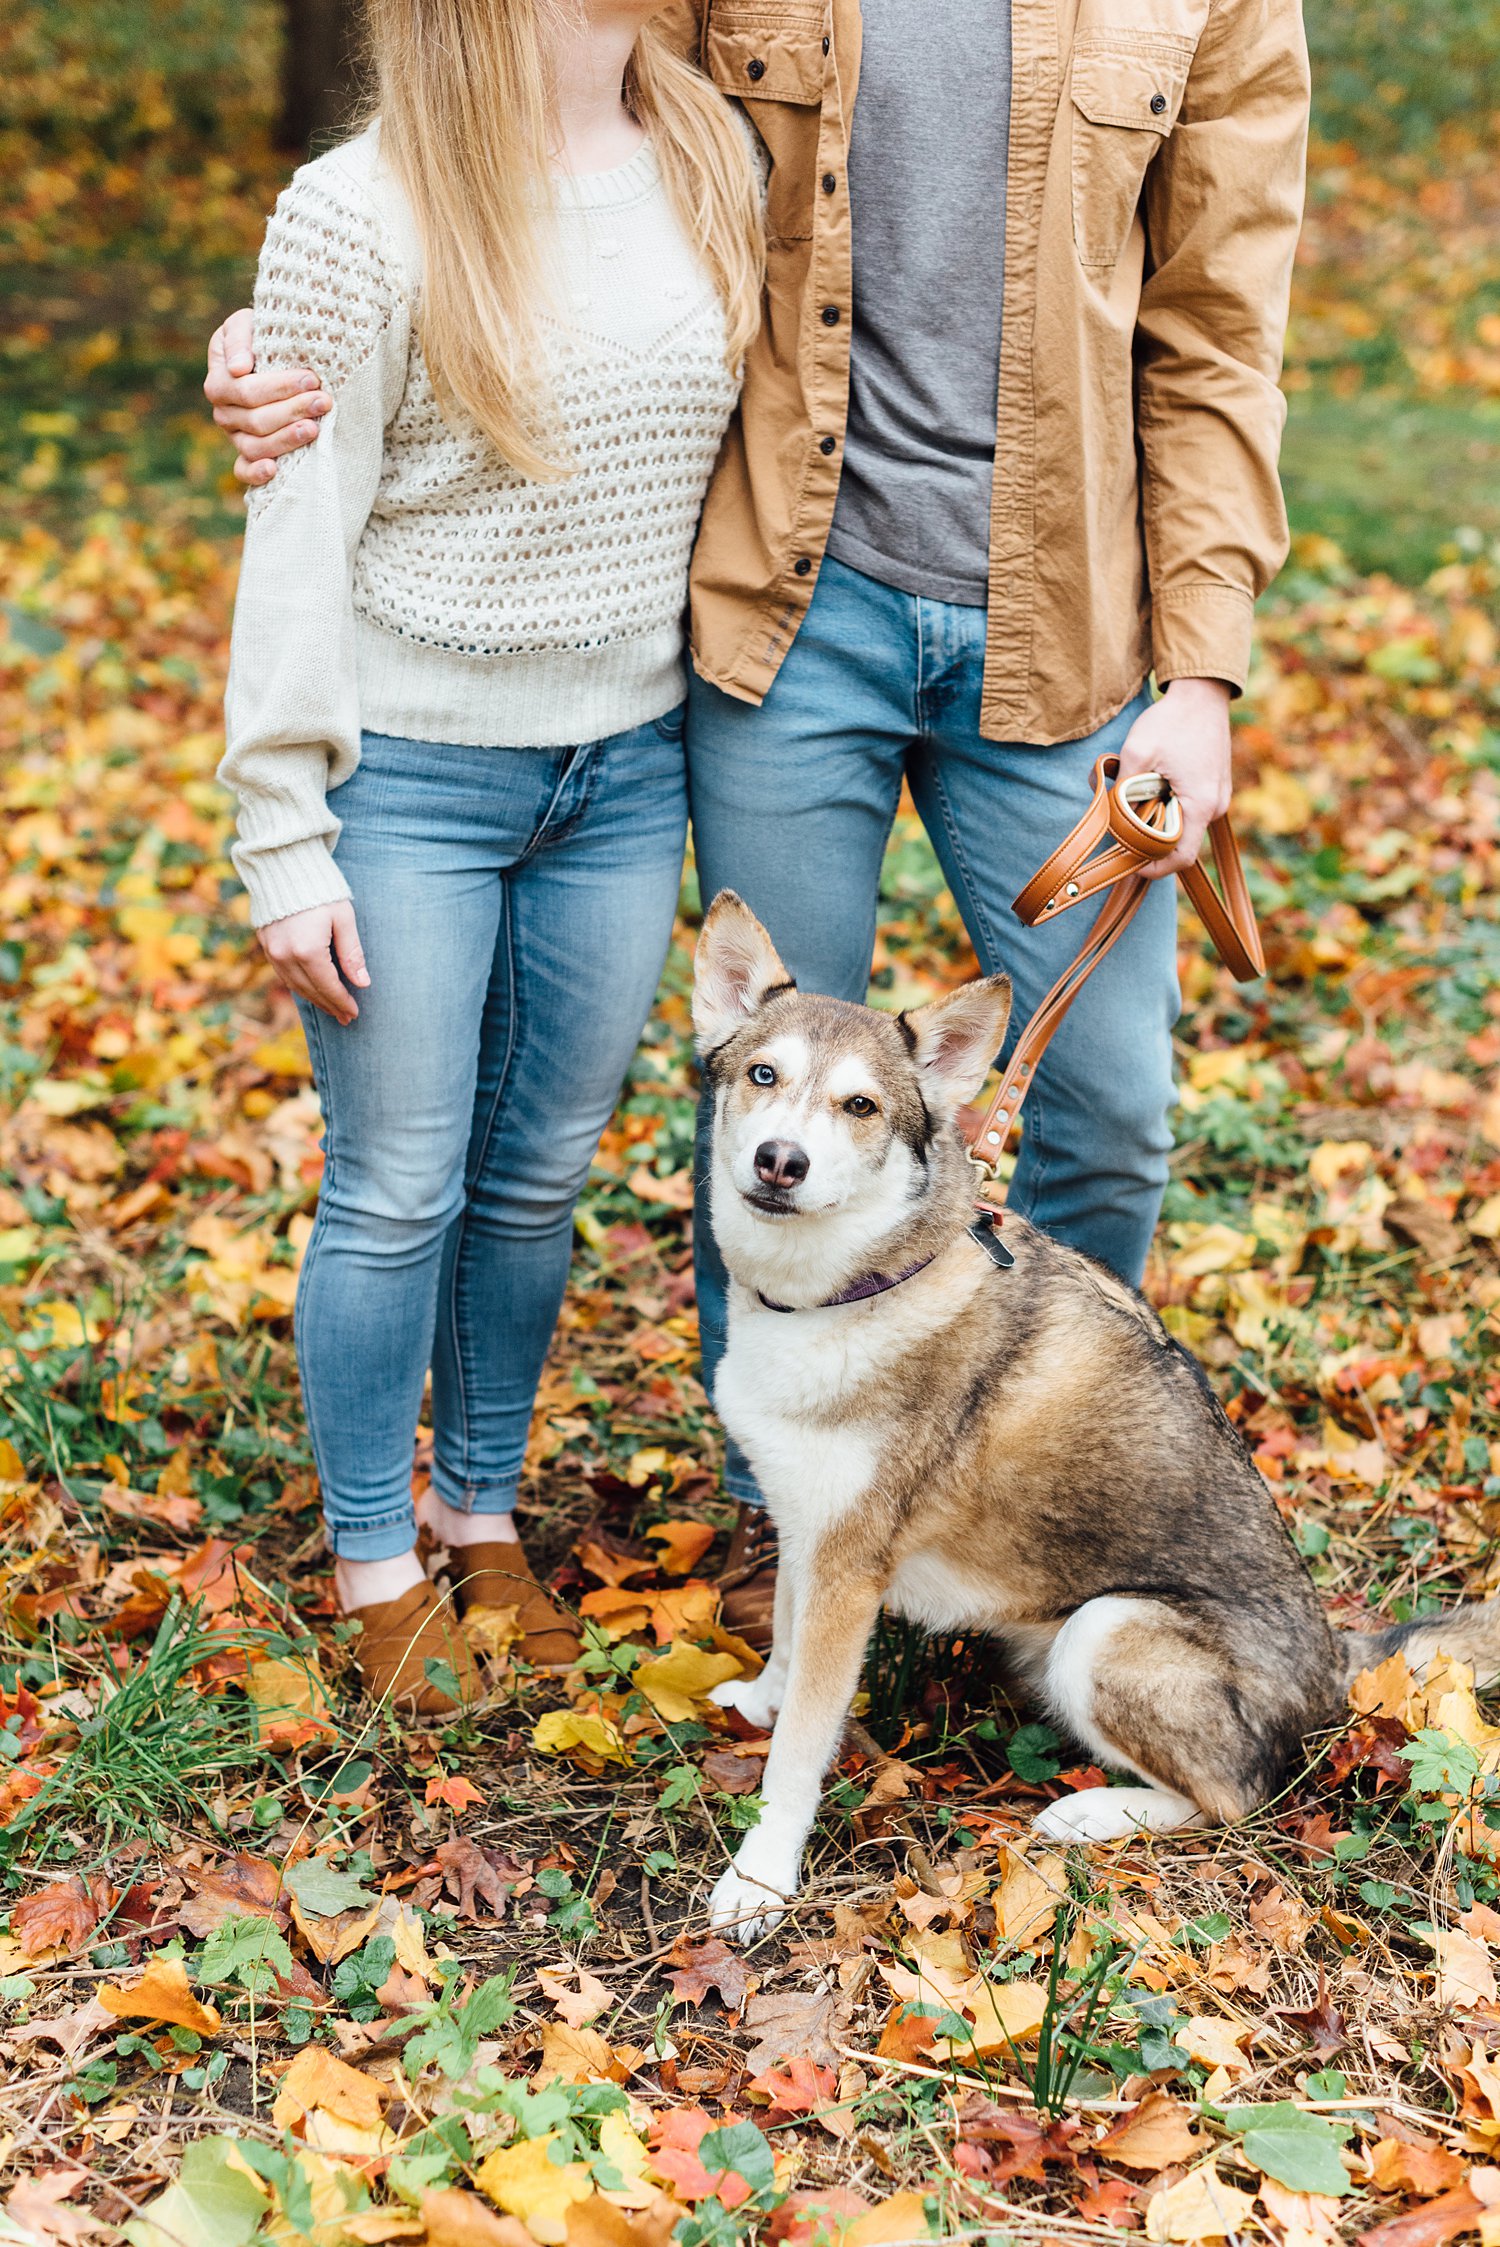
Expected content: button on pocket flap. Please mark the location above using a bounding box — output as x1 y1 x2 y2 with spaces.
705 6 825 102
1071 45 1188 133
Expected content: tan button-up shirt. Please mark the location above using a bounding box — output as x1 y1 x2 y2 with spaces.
671 0 1310 745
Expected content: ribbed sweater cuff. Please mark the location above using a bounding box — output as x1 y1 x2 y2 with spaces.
235 837 353 930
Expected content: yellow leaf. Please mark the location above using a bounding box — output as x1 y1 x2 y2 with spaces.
23 1301 99 1349
423 2188 537 2246
990 1845 1065 1946
532 1709 629 1765
844 2194 935 2247
633 1642 744 1723
1348 1651 1419 1723
1146 2166 1257 2242
245 1655 338 1741
272 2045 386 2132
0 1440 24 1482
1434 1928 1499 2011
1098 2092 1209 2172
1167 1223 1257 1279
1470 1195 1500 1242
1237 768 1313 836
596 2111 658 2211
1308 1140 1374 1191
100 1957 221 2037
538 2022 621 2084
476 2134 595 2245
644 1520 717 1575
1173 2016 1252 2073
252 1030 314 1078
936 1976 1049 2056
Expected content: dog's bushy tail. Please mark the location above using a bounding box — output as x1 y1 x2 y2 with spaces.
1340 1598 1500 1694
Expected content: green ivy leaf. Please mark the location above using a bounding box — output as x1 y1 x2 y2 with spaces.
699 2119 775 2201
284 1855 377 1918
1007 1722 1063 1784
1224 2103 1352 2196
196 1912 294 1997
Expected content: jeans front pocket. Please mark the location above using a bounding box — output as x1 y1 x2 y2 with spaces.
1070 36 1193 271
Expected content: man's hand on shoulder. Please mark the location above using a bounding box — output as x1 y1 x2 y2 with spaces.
205 309 330 487
1116 677 1233 881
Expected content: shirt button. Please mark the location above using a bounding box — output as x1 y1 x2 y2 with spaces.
819 436 836 455
793 557 812 576
746 56 766 79
822 171 837 193
822 34 830 52
1150 91 1167 112
821 304 840 326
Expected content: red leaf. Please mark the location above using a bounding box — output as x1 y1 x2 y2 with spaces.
767 2191 873 2245
648 2109 751 2209
13 1876 110 1959
426 1774 486 1812
747 2054 838 2117
1358 2186 1489 2247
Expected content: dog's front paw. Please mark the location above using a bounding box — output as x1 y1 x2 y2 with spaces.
709 1675 782 1730
708 1858 793 1942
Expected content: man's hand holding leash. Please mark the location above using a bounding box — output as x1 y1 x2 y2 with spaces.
1117 676 1234 884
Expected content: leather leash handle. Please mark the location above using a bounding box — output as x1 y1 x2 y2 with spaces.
968 755 1264 1177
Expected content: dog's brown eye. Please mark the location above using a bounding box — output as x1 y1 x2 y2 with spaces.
749 1063 776 1088
844 1095 878 1117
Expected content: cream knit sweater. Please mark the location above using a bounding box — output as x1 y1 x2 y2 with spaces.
221 125 742 928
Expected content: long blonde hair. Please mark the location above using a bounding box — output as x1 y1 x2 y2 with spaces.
364 0 765 479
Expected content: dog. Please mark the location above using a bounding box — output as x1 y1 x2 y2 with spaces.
691 890 1500 1940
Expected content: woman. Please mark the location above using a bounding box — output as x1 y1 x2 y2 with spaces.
221 0 763 1709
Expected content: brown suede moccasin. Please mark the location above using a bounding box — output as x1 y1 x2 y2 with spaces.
347 1581 479 1714
449 1541 581 1672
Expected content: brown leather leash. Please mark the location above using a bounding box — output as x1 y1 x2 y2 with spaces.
966 754 1265 1184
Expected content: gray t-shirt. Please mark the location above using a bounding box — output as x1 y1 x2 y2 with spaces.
825 1 1011 608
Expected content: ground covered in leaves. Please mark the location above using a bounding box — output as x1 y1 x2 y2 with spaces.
2 6 1500 2246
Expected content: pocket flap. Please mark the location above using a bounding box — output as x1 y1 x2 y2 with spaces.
705 6 825 103
1070 45 1188 133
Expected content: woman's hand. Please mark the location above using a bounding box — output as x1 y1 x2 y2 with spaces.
205 309 329 489
1115 677 1233 881
260 902 370 1023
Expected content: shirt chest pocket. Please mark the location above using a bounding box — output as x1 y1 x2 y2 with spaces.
1070 36 1192 270
704 0 826 240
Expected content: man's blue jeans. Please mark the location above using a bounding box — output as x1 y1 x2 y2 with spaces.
688 556 1180 1507
295 714 688 1560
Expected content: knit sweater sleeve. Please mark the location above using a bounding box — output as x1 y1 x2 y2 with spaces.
219 147 410 928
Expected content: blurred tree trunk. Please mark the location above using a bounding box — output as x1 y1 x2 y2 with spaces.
278 0 361 153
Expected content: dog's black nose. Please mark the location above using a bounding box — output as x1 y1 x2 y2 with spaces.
754 1139 809 1189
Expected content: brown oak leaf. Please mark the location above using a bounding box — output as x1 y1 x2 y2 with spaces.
431 1838 524 1921
663 1934 756 2014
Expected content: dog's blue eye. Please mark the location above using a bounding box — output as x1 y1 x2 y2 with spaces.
844 1095 878 1117
749 1063 776 1087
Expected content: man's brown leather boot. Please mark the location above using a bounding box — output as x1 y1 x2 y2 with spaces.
718 1501 779 1653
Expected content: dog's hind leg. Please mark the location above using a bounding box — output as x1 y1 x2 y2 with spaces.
1032 1594 1277 1845
709 1567 884 1941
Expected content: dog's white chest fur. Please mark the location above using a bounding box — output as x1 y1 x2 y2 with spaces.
716 1303 884 1521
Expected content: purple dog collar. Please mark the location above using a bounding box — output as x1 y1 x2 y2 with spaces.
755 1213 1015 1314
757 1252 937 1315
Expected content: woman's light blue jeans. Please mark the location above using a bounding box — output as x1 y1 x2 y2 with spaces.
687 556 1181 1506
294 713 688 1560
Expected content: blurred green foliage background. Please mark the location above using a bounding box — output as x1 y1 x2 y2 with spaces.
2 0 1497 576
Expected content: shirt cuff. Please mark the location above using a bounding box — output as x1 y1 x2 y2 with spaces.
233 836 353 930
1151 585 1255 698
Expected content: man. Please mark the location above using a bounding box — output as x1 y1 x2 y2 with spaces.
205 0 1310 1646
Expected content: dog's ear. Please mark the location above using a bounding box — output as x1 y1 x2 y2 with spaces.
693 891 795 1053
901 975 1012 1111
